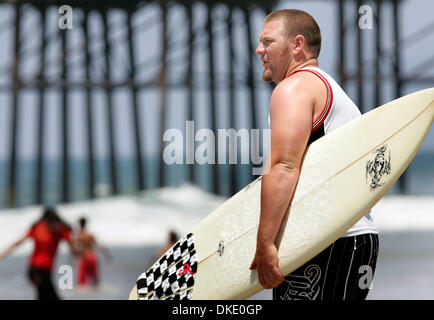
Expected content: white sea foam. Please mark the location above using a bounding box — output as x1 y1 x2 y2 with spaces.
370 195 434 232
0 184 433 257
0 184 226 256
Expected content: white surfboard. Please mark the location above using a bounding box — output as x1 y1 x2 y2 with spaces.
129 88 434 300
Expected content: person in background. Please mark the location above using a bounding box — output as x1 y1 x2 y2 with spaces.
146 230 179 268
159 230 179 255
74 216 111 287
0 205 78 300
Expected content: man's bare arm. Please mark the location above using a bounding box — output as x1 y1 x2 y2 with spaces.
250 75 315 289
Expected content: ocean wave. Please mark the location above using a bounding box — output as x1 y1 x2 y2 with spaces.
0 184 433 257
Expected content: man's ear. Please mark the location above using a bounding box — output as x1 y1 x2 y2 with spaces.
293 35 306 54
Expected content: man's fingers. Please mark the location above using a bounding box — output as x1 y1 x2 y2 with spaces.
264 270 280 289
252 245 283 288
256 264 269 289
257 266 276 289
263 273 275 289
258 272 265 288
258 266 284 289
272 266 285 283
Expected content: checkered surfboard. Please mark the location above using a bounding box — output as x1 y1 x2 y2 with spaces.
136 233 197 300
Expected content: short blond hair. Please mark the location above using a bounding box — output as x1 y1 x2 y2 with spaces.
265 9 322 57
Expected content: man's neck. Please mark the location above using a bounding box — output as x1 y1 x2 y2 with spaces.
285 58 319 78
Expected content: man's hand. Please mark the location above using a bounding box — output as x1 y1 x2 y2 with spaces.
250 242 284 289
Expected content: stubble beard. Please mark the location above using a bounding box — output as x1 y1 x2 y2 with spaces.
262 69 273 82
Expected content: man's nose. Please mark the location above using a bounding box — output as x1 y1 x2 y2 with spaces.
256 43 264 55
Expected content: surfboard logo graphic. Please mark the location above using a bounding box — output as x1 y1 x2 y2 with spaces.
366 145 391 191
178 263 194 276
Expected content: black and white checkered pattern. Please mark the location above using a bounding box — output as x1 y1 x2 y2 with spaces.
136 233 196 300
166 289 193 300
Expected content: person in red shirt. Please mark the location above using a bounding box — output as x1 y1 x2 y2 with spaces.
0 206 78 300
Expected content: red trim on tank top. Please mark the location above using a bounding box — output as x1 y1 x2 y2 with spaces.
286 68 334 133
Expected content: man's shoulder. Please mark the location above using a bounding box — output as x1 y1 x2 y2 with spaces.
279 70 325 91
77 231 94 240
272 71 325 103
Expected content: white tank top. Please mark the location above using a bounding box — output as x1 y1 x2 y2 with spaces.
278 66 378 237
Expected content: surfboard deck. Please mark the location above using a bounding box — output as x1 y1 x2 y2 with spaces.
129 88 434 300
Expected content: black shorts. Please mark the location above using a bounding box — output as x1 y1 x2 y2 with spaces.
273 233 379 301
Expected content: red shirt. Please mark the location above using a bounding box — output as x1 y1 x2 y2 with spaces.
27 221 71 271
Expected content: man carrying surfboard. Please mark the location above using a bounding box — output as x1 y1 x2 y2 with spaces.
250 9 379 300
